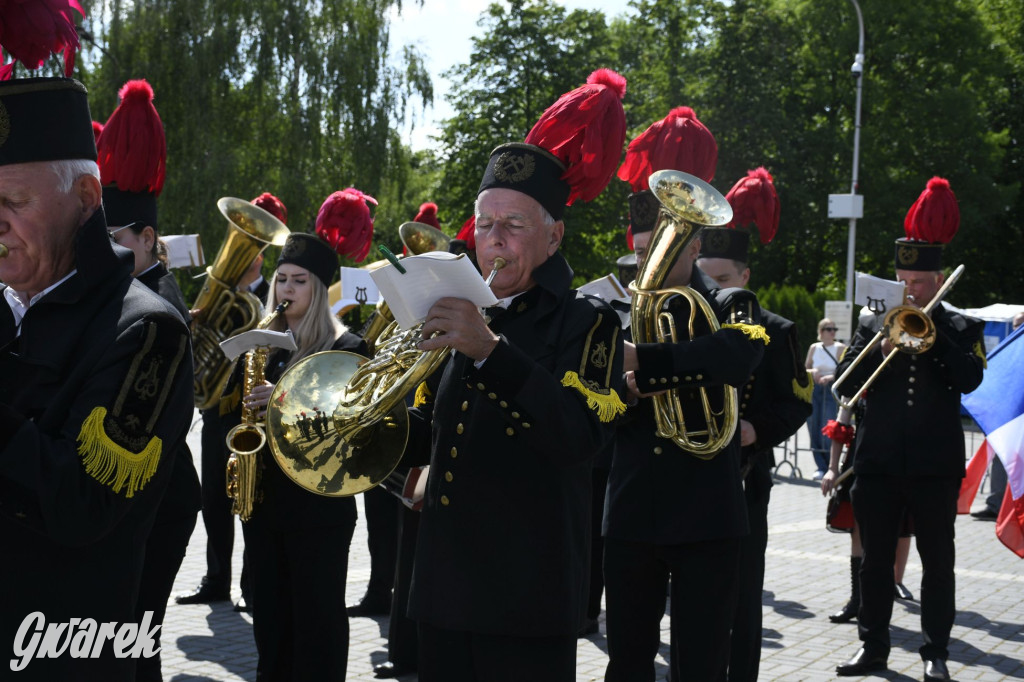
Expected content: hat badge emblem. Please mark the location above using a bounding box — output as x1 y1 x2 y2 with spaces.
897 245 919 266
705 229 730 254
494 151 535 183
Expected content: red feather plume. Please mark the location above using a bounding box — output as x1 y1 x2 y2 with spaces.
456 215 476 251
524 68 627 205
0 0 84 79
315 188 378 262
413 202 440 229
903 177 959 244
96 79 167 195
725 167 780 244
626 225 634 252
251 192 288 225
617 107 718 192
91 120 104 145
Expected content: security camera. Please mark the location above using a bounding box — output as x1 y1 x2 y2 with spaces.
851 54 864 78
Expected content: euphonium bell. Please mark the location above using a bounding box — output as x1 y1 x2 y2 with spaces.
630 170 738 458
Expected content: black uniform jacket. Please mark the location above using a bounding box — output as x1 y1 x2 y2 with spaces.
835 303 984 478
137 262 203 523
740 309 812 482
604 268 766 545
221 331 368 530
0 210 194 680
407 252 625 637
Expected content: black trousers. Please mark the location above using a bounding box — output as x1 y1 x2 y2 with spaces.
726 461 772 682
417 622 575 682
604 535 741 682
587 466 609 620
200 409 251 598
363 484 399 600
135 512 198 682
851 474 959 660
243 515 355 681
387 503 420 668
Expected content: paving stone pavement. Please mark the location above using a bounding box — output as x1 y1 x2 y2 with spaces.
160 414 1024 681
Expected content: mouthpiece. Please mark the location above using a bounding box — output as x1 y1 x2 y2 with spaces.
484 258 506 287
0 243 8 258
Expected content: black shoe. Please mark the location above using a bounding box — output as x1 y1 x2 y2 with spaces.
373 661 414 679
828 601 857 623
894 582 914 601
233 595 252 613
577 617 599 637
348 592 391 617
836 647 887 676
971 508 998 521
174 579 230 605
924 658 951 681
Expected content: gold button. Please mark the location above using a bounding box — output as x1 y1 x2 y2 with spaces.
741 403 747 409
445 471 453 482
685 376 693 381
909 377 916 384
450 447 458 458
696 374 703 380
461 401 469 411
477 382 486 390
488 392 497 399
660 377 668 384
672 376 679 382
500 401 508 408
649 378 656 385
456 423 464 434
506 427 514 436
653 446 663 455
522 422 531 429
907 400 914 406
441 495 450 506
511 411 520 418
908 388 914 395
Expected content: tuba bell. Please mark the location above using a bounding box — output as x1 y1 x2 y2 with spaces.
191 198 290 409
629 170 738 459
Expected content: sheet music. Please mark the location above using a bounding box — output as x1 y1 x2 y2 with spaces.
855 272 905 315
220 329 297 361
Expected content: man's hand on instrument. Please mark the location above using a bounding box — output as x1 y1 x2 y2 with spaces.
246 381 275 419
740 419 756 447
624 370 668 401
419 297 500 362
623 341 638 372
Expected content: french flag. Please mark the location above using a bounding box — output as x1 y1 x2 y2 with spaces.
960 325 1024 558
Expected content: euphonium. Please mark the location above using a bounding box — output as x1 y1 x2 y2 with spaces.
191 198 290 409
224 301 289 521
630 170 738 459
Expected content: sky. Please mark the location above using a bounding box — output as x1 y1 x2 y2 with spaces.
387 0 633 151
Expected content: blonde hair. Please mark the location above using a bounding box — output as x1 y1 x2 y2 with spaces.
817 318 834 341
266 268 348 369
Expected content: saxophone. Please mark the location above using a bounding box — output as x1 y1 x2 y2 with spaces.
224 301 289 521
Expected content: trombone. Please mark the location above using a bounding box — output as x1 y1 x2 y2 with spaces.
831 263 965 409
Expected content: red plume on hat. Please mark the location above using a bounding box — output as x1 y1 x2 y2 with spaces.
413 202 440 229
0 0 83 79
315 187 378 262
523 68 628 205
91 120 104 145
903 177 959 244
725 167 780 244
252 192 288 225
626 225 634 251
617 107 718 192
96 79 167 195
456 215 476 250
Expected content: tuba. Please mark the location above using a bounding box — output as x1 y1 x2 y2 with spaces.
224 301 290 521
263 257 505 497
191 198 290 409
630 170 738 459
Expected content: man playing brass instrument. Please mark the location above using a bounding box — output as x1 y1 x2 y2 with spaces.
406 70 628 682
834 177 985 682
603 108 767 681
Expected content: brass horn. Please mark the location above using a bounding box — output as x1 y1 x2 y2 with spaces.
0 244 8 258
191 198 290 409
630 170 738 458
831 264 964 409
399 221 451 254
265 256 506 497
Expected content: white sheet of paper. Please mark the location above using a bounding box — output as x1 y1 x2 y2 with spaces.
370 252 498 329
220 329 298 362
578 273 630 303
855 272 905 315
162 234 205 269
340 267 380 307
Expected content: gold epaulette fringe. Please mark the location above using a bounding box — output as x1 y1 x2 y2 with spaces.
973 341 988 369
793 374 814 404
560 371 627 423
722 323 771 344
414 381 433 408
77 407 162 498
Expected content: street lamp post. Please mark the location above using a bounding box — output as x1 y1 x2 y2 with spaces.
845 0 865 303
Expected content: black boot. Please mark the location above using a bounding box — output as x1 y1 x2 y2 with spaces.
829 556 861 623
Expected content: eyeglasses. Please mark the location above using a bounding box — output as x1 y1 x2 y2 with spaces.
822 327 838 332
108 222 141 241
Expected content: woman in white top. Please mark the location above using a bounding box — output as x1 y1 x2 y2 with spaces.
804 318 847 478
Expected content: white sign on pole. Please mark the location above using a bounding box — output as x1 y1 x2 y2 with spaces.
824 300 854 342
